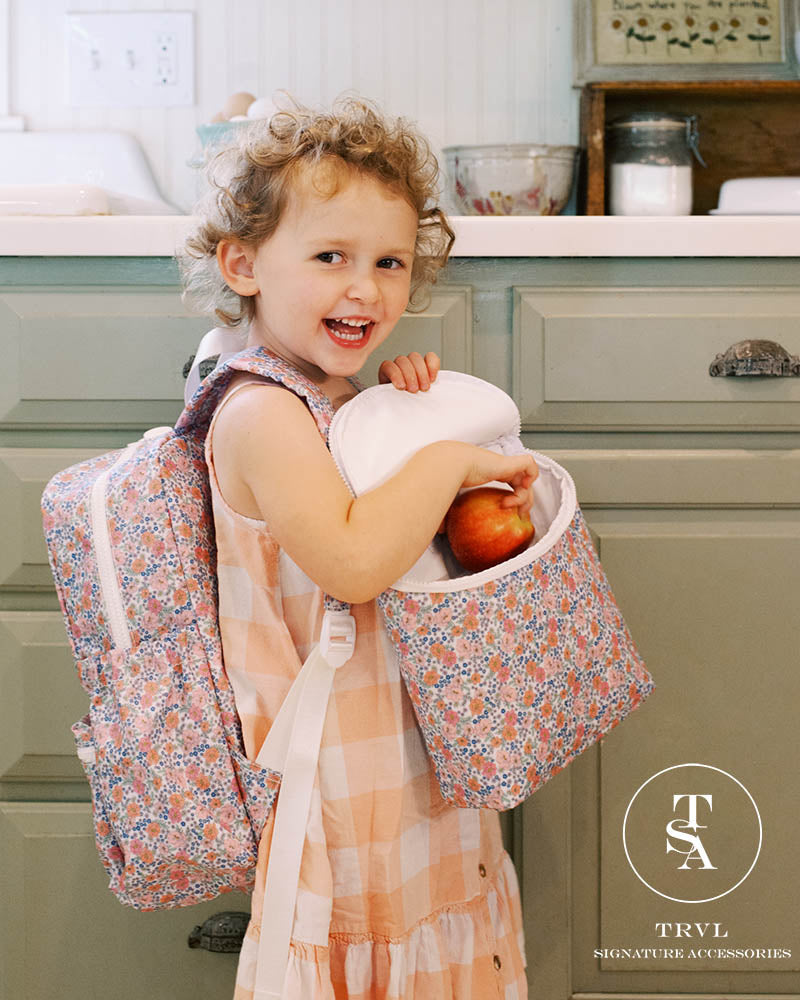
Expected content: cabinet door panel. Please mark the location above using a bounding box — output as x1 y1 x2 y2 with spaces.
0 803 250 1000
0 291 208 427
520 507 800 999
0 612 86 785
513 287 800 430
0 448 105 594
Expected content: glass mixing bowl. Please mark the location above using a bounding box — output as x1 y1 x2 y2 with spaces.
443 143 578 216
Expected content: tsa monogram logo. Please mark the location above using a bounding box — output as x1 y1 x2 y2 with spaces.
623 763 762 903
666 793 716 870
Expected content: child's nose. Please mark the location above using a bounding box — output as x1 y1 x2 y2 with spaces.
347 273 379 303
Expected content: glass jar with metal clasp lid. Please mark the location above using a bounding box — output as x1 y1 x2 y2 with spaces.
606 112 707 216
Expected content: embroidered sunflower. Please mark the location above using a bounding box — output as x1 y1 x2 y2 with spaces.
630 14 655 53
748 12 772 55
701 17 726 51
675 14 700 50
657 17 682 54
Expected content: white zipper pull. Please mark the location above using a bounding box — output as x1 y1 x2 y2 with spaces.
89 438 146 651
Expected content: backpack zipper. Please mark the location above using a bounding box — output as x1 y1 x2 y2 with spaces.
326 408 356 495
89 428 172 651
89 442 138 652
328 438 356 496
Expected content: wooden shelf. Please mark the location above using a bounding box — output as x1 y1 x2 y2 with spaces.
579 80 800 215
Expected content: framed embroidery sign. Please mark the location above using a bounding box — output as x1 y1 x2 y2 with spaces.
574 0 798 82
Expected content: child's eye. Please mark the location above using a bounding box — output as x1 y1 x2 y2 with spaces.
377 257 405 270
316 251 344 264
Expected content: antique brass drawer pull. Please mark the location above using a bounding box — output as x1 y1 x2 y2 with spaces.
187 910 249 952
709 339 800 376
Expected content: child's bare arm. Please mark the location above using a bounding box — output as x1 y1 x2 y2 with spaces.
215 385 537 604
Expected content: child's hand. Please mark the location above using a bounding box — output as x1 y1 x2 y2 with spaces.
436 447 538 533
378 351 440 392
463 448 538 520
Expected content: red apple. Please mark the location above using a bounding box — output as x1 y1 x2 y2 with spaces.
445 486 535 573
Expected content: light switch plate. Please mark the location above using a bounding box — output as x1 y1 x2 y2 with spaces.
66 10 194 108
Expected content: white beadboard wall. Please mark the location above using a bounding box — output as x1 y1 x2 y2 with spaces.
8 0 579 213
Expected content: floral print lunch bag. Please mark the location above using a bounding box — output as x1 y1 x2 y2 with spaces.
328 371 655 811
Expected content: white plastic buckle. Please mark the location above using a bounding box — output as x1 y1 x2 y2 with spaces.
143 425 173 440
76 745 96 765
319 610 356 668
127 426 172 448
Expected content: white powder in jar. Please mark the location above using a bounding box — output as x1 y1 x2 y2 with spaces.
609 163 693 216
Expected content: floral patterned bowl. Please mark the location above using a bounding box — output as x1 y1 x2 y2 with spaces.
443 143 578 216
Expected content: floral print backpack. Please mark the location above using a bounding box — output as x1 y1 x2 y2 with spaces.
40 347 357 928
328 371 655 811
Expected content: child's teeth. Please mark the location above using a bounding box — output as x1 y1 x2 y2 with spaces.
326 318 368 340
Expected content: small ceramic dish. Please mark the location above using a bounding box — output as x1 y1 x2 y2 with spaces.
710 177 800 215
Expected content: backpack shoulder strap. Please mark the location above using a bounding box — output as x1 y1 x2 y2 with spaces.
175 342 355 992
175 346 335 441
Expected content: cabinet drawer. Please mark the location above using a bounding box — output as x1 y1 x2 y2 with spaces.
0 612 86 786
0 289 209 427
0 447 105 594
513 287 800 430
0 287 472 428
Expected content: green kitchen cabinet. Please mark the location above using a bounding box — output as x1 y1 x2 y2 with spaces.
1 255 798 999
507 272 800 999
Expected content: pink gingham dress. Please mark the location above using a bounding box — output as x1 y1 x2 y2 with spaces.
205 374 527 1000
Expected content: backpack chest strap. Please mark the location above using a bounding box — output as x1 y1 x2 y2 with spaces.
253 606 355 999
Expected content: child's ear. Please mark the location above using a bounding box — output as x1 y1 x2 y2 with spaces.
217 240 258 296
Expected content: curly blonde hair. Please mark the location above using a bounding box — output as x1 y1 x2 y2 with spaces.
178 96 455 328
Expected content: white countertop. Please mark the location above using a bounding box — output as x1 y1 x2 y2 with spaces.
1 214 799 257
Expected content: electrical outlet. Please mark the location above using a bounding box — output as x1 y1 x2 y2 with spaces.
156 32 177 86
66 11 194 107
156 31 178 87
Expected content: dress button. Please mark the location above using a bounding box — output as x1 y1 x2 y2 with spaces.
493 954 502 970
478 863 487 877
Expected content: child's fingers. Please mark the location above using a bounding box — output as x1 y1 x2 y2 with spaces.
403 352 430 391
498 460 537 515
406 351 440 390
377 360 405 389
517 488 534 520
500 485 531 508
390 355 420 391
378 353 440 392
507 457 538 489
424 352 441 384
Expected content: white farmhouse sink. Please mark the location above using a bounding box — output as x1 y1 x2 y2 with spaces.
0 131 180 214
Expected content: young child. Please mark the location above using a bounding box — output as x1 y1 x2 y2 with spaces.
179 97 536 1000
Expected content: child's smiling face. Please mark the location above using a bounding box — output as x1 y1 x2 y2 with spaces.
237 163 419 383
